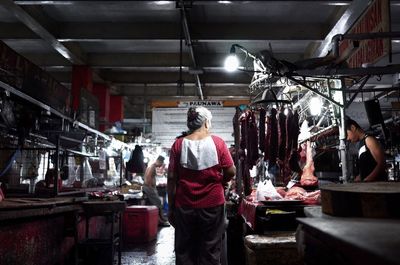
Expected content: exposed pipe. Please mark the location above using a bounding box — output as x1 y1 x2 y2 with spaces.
180 4 204 100
332 31 400 58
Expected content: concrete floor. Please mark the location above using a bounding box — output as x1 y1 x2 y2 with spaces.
121 226 175 265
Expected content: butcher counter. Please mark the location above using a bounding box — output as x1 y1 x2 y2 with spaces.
297 206 400 265
0 196 126 265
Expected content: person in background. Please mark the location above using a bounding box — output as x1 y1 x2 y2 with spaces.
126 145 145 182
143 155 170 226
167 106 236 265
345 117 387 182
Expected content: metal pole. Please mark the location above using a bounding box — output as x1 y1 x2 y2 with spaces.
339 79 348 183
180 2 204 100
54 135 60 196
143 84 147 134
120 152 123 188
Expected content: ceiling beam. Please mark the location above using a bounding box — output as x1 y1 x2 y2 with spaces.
0 22 328 41
0 0 85 64
42 22 328 41
13 1 356 5
51 71 252 84
22 52 304 68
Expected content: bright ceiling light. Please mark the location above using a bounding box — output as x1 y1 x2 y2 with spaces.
224 54 239 72
154 1 171 5
309 97 322 116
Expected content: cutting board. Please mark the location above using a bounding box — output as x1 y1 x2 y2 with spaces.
320 182 400 218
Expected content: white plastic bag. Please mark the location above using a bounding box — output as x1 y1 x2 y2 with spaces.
256 179 282 201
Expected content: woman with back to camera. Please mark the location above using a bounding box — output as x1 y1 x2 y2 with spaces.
167 106 236 265
345 117 387 182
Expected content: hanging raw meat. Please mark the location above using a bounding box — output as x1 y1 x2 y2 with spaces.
300 141 318 186
278 108 286 161
288 150 302 174
259 108 266 152
288 109 302 173
268 108 278 169
264 114 271 161
285 109 294 158
291 109 300 150
239 112 247 149
246 111 259 167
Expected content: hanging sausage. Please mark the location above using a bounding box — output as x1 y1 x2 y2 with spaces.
246 111 259 167
268 108 278 169
278 107 287 161
259 108 266 152
285 109 294 158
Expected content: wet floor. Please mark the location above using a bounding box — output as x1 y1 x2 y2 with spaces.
121 226 175 265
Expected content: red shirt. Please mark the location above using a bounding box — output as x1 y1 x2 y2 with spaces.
168 135 234 208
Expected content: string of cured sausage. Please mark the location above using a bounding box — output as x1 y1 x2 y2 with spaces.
237 105 300 187
259 108 266 152
267 108 278 169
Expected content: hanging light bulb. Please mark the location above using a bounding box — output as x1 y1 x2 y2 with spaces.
309 97 322 116
224 54 239 72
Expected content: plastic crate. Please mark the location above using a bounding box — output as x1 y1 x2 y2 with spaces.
123 205 158 243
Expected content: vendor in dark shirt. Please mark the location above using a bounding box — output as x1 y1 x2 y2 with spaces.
345 117 387 182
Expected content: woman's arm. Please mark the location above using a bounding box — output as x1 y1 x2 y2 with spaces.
223 165 236 182
364 136 386 182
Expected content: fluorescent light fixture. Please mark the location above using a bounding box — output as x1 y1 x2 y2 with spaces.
218 1 232 4
309 97 322 116
154 1 171 5
224 54 239 72
322 2 350 6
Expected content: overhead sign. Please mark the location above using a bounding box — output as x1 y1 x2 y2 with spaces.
339 0 390 68
178 100 223 108
152 107 235 148
151 100 249 108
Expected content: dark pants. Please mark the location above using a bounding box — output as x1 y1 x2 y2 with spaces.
142 185 166 221
174 205 225 265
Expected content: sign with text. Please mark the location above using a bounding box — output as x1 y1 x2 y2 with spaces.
152 107 235 148
339 0 390 68
178 100 224 108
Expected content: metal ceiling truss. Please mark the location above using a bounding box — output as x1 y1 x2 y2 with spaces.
178 0 204 100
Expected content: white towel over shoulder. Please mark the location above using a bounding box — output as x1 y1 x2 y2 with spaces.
180 136 219 170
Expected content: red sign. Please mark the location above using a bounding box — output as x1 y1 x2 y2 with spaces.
339 0 390 68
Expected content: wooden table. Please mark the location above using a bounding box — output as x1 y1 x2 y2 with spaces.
297 211 400 265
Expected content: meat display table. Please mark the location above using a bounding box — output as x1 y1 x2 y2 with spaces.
297 209 400 265
320 182 400 218
239 197 309 233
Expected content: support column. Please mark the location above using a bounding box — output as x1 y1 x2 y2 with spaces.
109 95 124 124
71 66 93 116
92 83 110 132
